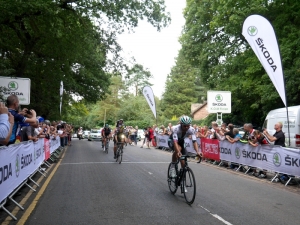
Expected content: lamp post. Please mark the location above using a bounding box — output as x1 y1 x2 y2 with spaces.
103 108 106 126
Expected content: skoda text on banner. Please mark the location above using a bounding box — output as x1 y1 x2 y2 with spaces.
242 15 286 106
220 140 300 176
142 86 156 119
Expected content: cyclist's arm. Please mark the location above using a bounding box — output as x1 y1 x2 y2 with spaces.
172 131 181 157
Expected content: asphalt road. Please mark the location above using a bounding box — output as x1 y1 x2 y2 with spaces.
19 139 300 225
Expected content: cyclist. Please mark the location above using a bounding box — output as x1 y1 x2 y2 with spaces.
101 124 112 151
113 119 125 159
169 116 202 177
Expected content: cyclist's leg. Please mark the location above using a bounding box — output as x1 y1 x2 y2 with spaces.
113 135 118 157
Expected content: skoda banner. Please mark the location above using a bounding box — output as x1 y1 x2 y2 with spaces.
0 76 31 105
242 15 286 106
142 86 156 119
207 91 231 113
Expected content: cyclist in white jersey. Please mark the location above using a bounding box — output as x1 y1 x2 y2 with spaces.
170 116 202 173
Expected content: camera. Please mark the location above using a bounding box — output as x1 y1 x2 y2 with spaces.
26 109 31 114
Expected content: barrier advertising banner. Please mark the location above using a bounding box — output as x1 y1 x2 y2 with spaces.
201 138 220 161
242 15 286 106
0 136 60 203
0 141 38 203
44 138 50 160
220 141 300 176
157 135 169 148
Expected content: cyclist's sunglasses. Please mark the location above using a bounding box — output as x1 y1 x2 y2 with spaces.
182 124 190 128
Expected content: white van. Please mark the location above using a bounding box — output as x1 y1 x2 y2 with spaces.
262 106 300 148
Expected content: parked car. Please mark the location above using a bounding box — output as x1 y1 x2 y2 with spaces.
72 133 77 138
83 130 90 139
88 129 102 141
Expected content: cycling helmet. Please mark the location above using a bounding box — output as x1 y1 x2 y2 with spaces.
105 124 109 128
180 116 192 125
120 119 123 121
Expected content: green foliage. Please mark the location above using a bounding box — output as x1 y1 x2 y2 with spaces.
161 50 206 118
178 0 300 126
0 0 170 119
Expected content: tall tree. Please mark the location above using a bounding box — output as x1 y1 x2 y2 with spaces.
0 0 170 119
125 64 153 96
161 50 198 119
179 0 300 125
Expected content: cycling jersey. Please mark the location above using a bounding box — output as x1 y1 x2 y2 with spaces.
171 124 197 143
102 128 111 136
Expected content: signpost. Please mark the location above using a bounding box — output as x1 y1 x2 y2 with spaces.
207 91 231 125
0 76 31 105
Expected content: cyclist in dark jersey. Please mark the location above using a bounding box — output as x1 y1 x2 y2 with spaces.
113 119 125 159
101 124 111 151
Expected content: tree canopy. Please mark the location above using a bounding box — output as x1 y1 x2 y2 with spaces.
0 0 170 119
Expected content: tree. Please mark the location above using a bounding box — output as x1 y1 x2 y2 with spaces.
0 0 170 119
161 50 198 119
178 0 300 125
125 64 153 96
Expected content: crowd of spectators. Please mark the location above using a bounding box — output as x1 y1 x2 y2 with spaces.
0 94 74 148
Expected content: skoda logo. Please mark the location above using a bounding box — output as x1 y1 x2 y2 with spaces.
8 81 18 91
273 152 281 167
248 26 258 36
235 148 240 159
15 154 20 178
215 94 223 102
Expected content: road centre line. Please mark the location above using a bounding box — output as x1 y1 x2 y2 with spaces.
60 161 170 165
200 205 233 225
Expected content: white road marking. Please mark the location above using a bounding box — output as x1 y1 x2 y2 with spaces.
148 172 153 175
200 206 233 225
61 162 170 165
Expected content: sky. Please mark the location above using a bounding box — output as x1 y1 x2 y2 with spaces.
117 0 186 98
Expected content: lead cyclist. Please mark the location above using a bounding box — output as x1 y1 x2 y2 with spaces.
169 116 202 177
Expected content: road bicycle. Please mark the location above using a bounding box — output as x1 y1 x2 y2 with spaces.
116 142 123 164
104 137 109 154
167 155 199 205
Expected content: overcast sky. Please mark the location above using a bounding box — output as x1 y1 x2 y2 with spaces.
117 0 186 98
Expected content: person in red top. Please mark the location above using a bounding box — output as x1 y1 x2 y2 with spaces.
147 126 154 149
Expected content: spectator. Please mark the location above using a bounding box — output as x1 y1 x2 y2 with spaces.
21 124 39 142
153 124 158 147
140 127 149 148
240 123 250 143
0 102 14 145
263 122 285 147
167 123 172 135
148 126 154 148
224 123 235 138
221 122 228 133
134 126 138 145
249 130 269 147
6 95 37 145
263 122 288 182
248 130 269 178
198 126 209 138
158 125 166 135
226 128 242 144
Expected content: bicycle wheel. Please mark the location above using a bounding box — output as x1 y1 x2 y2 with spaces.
183 167 196 205
118 146 123 164
105 141 109 154
167 163 178 194
116 146 120 162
